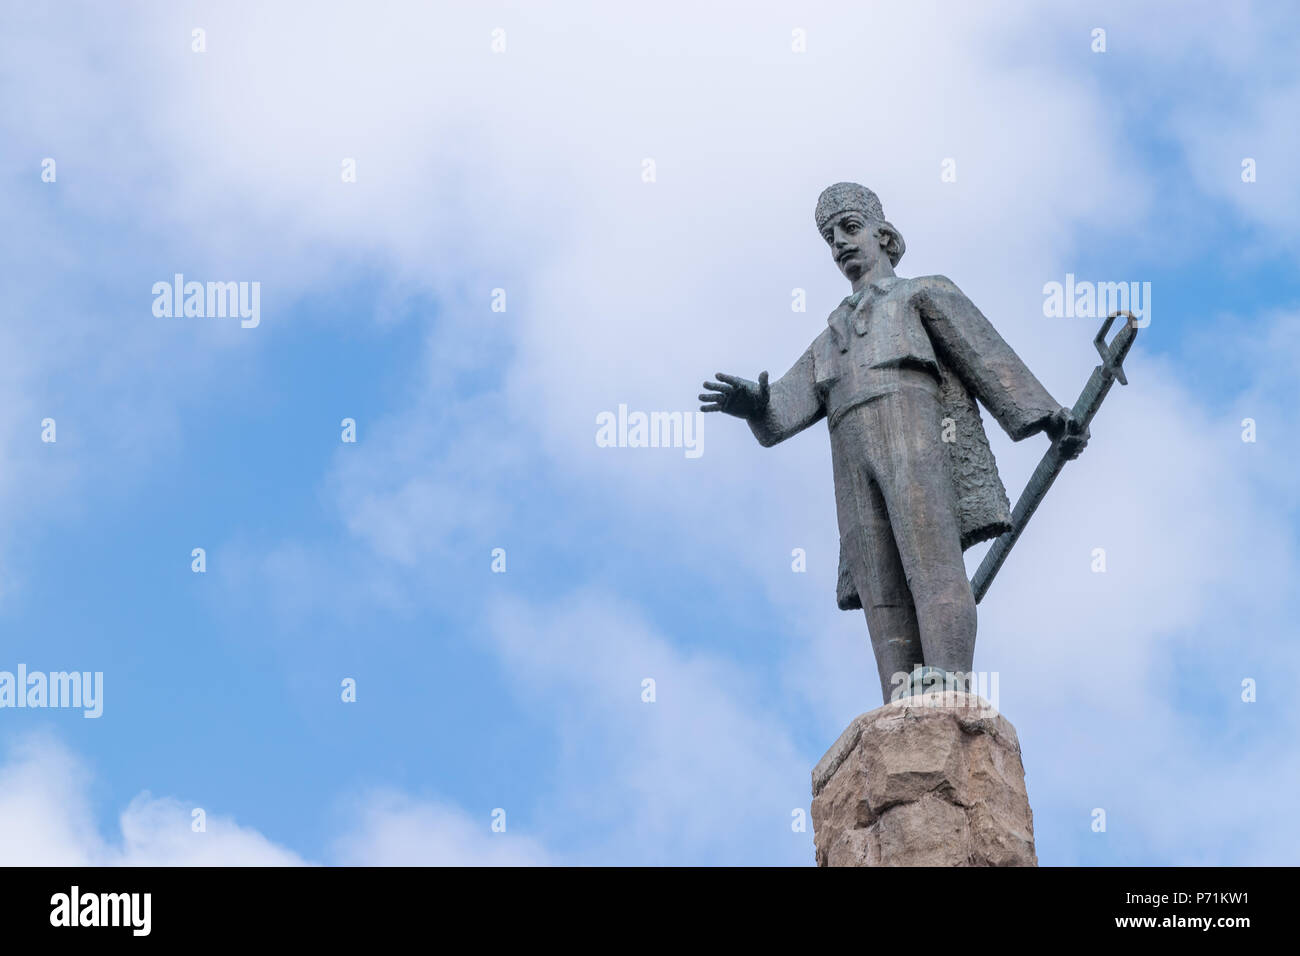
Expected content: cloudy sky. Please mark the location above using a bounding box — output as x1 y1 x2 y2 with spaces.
0 0 1296 865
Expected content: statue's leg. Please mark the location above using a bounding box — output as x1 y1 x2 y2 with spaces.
831 413 925 703
865 380 978 680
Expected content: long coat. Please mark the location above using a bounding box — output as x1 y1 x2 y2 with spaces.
746 275 1061 611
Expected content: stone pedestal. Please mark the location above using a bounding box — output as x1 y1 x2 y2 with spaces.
810 692 1037 866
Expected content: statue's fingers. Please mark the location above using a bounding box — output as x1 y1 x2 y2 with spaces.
700 403 723 412
703 380 733 393
714 372 745 386
699 392 725 402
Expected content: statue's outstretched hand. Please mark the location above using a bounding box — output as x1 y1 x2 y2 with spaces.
700 371 770 420
1046 406 1089 460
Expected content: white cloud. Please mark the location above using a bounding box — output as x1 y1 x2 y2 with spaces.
331 792 550 866
485 592 812 865
0 735 304 866
0 734 550 866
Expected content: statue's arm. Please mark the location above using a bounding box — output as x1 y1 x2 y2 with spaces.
748 347 825 447
913 276 1060 441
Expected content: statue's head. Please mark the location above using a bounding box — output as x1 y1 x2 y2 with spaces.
815 182 906 282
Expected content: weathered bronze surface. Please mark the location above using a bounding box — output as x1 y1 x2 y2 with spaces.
701 183 1116 704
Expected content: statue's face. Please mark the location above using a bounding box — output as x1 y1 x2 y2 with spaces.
821 211 883 282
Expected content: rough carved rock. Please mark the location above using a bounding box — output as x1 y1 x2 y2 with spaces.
810 692 1037 867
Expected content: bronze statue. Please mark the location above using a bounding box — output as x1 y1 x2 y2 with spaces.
701 183 1105 704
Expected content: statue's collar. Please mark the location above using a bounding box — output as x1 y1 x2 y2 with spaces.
830 279 898 350
841 277 898 308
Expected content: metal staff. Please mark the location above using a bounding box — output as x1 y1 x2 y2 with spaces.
971 311 1141 603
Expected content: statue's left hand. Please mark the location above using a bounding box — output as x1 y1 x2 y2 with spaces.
1046 407 1089 460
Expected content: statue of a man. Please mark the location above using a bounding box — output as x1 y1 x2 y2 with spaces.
701 183 1089 703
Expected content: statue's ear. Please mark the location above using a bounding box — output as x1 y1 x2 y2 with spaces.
876 220 906 267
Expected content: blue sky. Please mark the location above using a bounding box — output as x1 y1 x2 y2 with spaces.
0 1 1297 865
